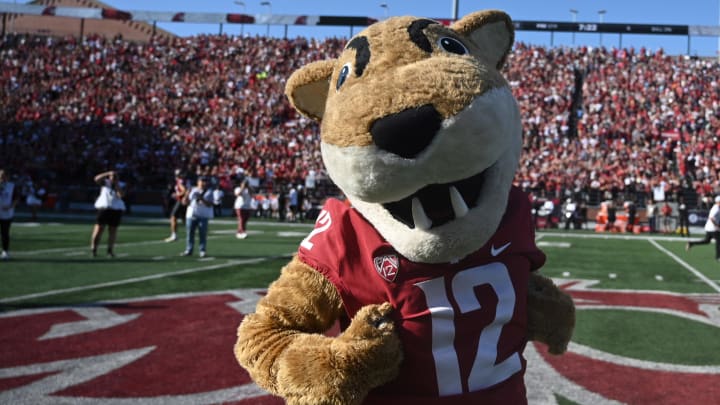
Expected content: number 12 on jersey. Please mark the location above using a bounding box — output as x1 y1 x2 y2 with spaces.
415 262 521 396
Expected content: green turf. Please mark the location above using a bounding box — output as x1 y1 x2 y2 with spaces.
555 394 580 405
573 309 720 365
3 217 720 311
1 217 308 306
537 234 718 293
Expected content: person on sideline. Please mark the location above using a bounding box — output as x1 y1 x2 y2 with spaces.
22 175 44 221
686 196 720 261
646 200 657 233
91 170 126 258
182 176 214 257
234 179 253 239
677 196 690 237
0 170 20 260
212 183 225 217
165 169 190 242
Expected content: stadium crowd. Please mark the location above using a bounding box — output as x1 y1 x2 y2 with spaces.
1 32 719 212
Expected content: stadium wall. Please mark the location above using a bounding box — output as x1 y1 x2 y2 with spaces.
4 0 175 41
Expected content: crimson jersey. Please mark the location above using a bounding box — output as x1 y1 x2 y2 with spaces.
297 187 545 404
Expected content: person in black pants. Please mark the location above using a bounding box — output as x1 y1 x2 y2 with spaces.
687 196 720 261
0 169 20 260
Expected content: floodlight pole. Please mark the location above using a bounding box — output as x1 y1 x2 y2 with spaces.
11 0 15 33
598 10 606 46
260 1 271 36
570 9 578 45
451 0 459 20
234 1 246 35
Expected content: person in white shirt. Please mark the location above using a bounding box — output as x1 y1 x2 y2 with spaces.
91 170 126 258
0 169 20 260
182 176 214 257
686 195 720 261
562 198 577 230
233 179 253 239
212 184 225 217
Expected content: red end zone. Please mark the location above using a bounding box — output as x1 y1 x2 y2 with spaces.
0 286 718 404
0 293 281 403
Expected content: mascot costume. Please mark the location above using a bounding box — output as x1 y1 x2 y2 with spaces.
235 9 575 404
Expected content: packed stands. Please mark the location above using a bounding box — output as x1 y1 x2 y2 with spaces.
1 33 719 215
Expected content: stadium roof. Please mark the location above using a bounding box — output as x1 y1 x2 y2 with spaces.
3 0 175 42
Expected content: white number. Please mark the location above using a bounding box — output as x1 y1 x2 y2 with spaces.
415 263 520 396
300 209 332 250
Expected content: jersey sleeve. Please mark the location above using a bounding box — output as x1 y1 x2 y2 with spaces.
507 187 546 272
296 198 357 288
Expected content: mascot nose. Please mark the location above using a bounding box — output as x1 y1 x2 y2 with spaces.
370 105 443 158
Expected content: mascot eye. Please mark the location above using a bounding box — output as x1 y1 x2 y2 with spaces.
336 63 351 90
438 37 468 55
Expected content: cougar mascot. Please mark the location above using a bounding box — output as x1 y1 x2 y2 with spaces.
235 10 575 404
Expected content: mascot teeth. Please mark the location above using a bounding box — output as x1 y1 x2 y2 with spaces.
449 186 469 219
411 187 470 230
411 197 433 230
382 170 485 230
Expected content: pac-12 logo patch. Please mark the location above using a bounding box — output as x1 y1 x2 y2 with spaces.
374 254 399 282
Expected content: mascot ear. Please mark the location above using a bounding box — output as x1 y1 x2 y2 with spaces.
451 10 514 70
285 59 335 121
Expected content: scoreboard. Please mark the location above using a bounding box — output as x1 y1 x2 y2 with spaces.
513 21 689 36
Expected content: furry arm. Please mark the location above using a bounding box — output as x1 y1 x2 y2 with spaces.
234 256 403 405
527 272 576 355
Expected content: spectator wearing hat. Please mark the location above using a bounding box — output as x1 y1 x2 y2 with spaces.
686 196 720 261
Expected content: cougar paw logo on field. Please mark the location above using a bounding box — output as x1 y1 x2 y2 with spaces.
525 279 720 405
2 286 719 404
0 291 279 404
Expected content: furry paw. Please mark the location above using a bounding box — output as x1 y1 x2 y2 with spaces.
338 303 403 384
341 302 397 340
275 303 402 405
527 273 575 355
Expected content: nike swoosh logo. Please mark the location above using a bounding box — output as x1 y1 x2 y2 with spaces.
490 242 511 257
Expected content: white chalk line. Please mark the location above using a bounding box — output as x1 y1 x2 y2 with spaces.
0 254 292 304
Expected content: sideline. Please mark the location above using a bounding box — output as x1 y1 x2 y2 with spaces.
0 254 292 304
540 231 698 243
11 236 220 257
648 239 720 293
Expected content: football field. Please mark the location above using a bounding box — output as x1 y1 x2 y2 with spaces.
1 214 719 404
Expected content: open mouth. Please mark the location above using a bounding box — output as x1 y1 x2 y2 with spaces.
382 170 485 230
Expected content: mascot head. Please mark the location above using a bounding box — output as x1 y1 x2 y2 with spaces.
286 10 522 263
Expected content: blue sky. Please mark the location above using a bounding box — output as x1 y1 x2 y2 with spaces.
103 0 720 56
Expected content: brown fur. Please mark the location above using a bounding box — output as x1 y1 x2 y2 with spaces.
235 257 402 404
287 12 510 148
237 9 575 404
527 273 576 354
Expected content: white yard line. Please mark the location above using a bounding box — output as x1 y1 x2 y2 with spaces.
0 254 292 304
648 239 720 293
12 235 224 256
540 231 689 242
